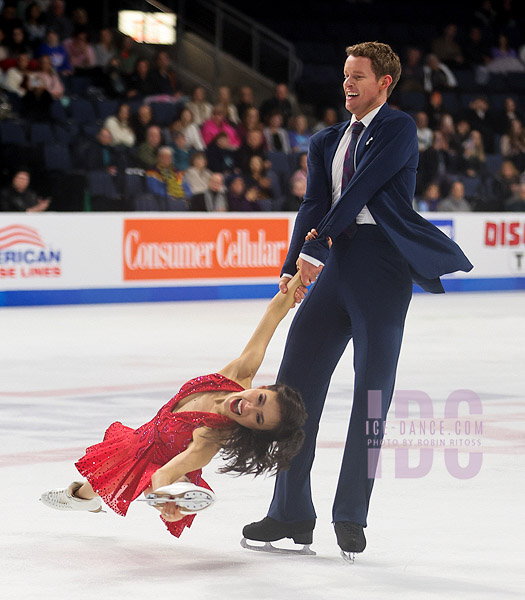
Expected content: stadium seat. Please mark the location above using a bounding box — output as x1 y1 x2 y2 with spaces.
165 196 189 211
50 99 68 122
0 120 26 145
150 102 178 126
94 98 119 120
135 192 162 211
43 142 73 172
124 170 146 202
29 122 55 145
485 154 503 175
70 98 97 124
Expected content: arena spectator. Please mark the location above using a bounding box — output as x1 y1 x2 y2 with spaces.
491 160 521 208
93 28 116 68
235 128 267 175
463 26 492 67
170 132 191 171
438 114 461 154
226 174 261 212
236 85 255 121
418 182 442 212
84 127 119 174
423 53 457 92
415 111 433 152
417 130 457 196
426 90 447 130
237 106 261 141
186 84 212 126
167 106 205 152
500 119 525 171
146 146 191 203
185 151 212 195
130 103 155 145
496 97 524 136
126 57 155 98
190 171 227 211
37 29 71 74
487 34 525 73
0 4 22 40
216 84 239 124
44 0 72 41
63 30 95 70
0 28 9 61
201 105 241 148
288 114 311 153
263 111 291 154
312 107 338 133
103 103 136 148
281 177 306 212
506 182 525 211
244 155 277 202
111 35 137 77
461 96 497 153
3 51 30 96
20 64 53 120
0 169 50 212
259 82 293 126
399 47 425 92
134 124 163 169
205 131 236 174
431 23 464 68
437 180 472 211
460 130 487 179
8 25 30 57
290 151 307 188
149 50 182 98
36 53 63 99
23 2 46 52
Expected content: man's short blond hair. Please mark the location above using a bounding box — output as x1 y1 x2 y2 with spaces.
346 42 401 97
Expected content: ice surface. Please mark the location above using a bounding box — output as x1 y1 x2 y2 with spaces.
0 291 524 599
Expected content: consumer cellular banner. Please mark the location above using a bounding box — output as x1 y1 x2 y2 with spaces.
122 218 289 280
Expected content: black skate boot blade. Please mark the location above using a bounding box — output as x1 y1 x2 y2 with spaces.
340 550 357 563
240 537 316 556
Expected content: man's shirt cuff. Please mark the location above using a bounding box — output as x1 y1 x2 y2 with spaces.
299 253 325 267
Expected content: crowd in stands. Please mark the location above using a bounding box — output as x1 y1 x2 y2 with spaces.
0 0 525 213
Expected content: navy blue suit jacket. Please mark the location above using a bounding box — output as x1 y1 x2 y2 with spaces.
282 104 473 293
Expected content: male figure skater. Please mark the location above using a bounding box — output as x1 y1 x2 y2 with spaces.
242 42 473 559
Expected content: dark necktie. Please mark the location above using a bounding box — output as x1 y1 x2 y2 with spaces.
341 120 365 190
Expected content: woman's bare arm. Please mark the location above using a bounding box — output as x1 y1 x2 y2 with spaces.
150 428 222 491
219 272 305 385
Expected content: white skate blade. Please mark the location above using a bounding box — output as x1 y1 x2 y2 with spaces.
139 484 215 515
240 537 316 556
340 550 357 563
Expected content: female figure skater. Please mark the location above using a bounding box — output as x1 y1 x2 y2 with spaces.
40 273 308 538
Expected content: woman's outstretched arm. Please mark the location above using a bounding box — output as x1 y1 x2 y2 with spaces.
219 272 306 386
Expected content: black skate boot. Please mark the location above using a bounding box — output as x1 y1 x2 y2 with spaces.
334 521 366 563
241 517 316 555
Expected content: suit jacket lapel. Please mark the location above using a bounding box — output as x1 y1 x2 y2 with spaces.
324 122 349 190
355 103 391 166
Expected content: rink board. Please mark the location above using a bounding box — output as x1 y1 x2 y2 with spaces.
0 212 524 306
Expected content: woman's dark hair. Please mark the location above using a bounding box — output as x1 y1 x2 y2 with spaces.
217 383 307 477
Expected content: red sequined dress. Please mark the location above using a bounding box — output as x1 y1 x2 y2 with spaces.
75 373 241 537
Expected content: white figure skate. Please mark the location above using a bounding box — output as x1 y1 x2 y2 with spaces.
40 481 103 513
140 482 215 515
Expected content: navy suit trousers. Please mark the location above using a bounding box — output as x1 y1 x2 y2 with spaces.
268 225 413 527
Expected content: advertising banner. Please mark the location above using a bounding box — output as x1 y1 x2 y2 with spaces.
0 212 523 306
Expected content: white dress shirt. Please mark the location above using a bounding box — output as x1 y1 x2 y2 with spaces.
298 104 383 269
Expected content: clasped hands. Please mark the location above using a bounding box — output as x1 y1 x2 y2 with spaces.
280 229 331 305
